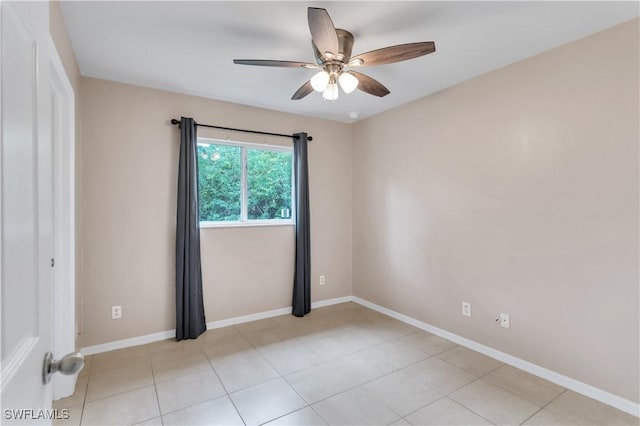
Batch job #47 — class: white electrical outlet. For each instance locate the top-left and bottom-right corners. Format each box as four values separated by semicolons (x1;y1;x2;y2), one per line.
319;275;326;286
111;305;122;320
499;313;510;329
462;301;471;317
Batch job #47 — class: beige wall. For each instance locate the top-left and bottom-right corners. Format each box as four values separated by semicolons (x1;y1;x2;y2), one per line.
352;19;639;403
80;78;353;347
49;1;84;349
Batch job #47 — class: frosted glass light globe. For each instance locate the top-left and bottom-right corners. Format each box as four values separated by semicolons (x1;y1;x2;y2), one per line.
339;72;359;94
322;82;339;101
310;71;330;92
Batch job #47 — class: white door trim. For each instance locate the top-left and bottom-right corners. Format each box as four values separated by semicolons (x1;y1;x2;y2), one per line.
48;36;76;400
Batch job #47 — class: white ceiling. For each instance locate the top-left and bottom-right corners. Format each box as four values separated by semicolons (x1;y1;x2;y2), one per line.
61;1;638;123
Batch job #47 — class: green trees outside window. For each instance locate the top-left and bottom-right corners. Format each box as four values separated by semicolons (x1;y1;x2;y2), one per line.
197;143;241;221
197;140;293;223
247;148;292;220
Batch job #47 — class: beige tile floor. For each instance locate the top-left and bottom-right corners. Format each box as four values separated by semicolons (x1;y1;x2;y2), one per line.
54;303;639;426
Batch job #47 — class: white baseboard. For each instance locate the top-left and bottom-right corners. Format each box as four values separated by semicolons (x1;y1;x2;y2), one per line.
352;296;640;418
81;329;175;355
81;295;352;356
205;296;354;330
311;295;353;308
205;306;291;330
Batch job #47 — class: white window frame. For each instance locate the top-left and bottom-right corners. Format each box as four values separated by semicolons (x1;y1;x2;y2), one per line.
197;137;295;228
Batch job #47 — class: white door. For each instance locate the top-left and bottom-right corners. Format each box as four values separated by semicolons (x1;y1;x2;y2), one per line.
1;0;54;421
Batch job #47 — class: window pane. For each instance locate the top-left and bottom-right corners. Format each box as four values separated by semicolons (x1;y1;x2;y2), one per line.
247;148;292;220
197;143;241;221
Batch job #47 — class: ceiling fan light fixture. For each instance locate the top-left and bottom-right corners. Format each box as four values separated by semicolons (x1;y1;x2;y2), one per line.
233;8;436;101
339;72;359;94
310;70;330;92
322;78;339;101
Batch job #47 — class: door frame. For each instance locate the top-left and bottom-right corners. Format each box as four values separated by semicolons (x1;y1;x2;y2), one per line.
48;36;77;400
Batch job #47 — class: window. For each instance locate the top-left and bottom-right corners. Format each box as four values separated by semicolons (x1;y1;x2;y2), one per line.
197;138;294;226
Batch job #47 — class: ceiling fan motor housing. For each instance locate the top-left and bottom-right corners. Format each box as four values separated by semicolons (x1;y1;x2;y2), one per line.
313;29;354;66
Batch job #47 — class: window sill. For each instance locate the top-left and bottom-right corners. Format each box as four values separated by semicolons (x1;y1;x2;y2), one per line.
200;221;294;229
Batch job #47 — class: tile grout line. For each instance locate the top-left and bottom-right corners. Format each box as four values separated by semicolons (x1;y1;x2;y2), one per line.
282;326;435;402
149;340;246;423
284;322;476;423
145;343;165;426
437;354;553;426
86;346;162;424
388;352;501;425
232;316;388;423
518;389;569;425
481;366;569;419
82;358;156;407
443;376;498;425
394;359;504;425
77;356;92;426
234;322;317;425
273;321;405;423
410;341;571;422
307;404;330;426
279;336;442;414
448;397;498;425
213;325;249;425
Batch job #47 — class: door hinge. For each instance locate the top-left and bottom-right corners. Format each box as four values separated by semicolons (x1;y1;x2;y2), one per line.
51;258;55;267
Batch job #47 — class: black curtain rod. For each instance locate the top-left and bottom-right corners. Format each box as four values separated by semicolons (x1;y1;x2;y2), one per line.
170;119;312;142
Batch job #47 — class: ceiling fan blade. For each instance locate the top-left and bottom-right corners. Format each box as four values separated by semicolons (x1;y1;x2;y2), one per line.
233;59;318;68
291;80;314;100
308;7;339;58
349;71;390;97
349;42;436;66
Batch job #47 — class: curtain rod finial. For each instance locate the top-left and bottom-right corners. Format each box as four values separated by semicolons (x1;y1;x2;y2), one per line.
171;119;181;125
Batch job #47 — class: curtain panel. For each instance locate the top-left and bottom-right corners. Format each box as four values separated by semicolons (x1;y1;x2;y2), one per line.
292;132;311;317
175;117;207;340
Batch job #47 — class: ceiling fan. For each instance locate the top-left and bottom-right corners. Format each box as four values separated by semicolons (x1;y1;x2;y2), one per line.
233;7;436;101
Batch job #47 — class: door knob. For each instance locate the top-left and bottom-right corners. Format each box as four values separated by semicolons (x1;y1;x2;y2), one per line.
42;351;84;384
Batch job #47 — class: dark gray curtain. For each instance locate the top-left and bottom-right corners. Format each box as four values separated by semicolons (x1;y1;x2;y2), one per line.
292;133;311;317
175;117;207;340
